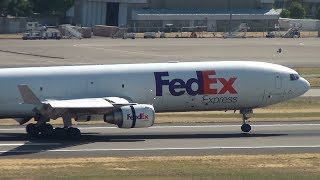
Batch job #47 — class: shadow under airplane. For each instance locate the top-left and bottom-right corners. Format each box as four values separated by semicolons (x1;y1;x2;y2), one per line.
0;131;288;157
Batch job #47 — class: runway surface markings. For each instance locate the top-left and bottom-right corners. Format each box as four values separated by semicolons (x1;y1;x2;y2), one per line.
0;123;320;131
73;44;169;58
1;145;320;153
73;44;184;59
0;143;61;146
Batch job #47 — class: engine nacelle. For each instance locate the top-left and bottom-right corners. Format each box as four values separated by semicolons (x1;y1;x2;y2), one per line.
104;104;155;128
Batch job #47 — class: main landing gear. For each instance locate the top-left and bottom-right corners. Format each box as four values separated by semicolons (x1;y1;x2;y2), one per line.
240;109;253;133
26;115;81;140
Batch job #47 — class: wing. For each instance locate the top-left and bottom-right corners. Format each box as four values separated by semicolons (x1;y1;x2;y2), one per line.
18;84;136;119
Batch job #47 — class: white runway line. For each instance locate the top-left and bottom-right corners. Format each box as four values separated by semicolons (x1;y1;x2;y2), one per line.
73;44;174;58
1;145;320;153
0;128;24;131
150;124;320;129
0;143;61;146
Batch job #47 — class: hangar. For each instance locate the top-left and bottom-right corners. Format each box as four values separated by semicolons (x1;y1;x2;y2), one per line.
72;0;279;31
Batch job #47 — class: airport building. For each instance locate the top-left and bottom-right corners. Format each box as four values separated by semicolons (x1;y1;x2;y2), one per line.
72;0;279;31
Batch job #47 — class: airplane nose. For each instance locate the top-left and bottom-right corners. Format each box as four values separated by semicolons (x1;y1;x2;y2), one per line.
300;77;310;95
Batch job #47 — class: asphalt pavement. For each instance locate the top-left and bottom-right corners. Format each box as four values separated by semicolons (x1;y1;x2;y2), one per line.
0;122;320;158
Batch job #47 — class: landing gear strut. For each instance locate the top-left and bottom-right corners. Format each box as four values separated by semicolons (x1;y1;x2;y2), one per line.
240;109;253;133
25;114;82;140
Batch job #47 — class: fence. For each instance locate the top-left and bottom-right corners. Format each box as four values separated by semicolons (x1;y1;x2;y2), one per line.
125;27;319;38
125;23;319;38
0;17;27;34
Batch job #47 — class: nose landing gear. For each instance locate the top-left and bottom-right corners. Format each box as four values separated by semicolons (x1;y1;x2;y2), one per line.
240;109;253;133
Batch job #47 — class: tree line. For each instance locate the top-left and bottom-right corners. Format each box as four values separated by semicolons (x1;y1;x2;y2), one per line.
280;0;320;19
0;0;74;17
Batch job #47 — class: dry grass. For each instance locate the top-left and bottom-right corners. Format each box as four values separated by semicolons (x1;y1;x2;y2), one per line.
306;77;320;87
295;67;320;75
0;154;318;170
0;154;320;179
0;34;21;39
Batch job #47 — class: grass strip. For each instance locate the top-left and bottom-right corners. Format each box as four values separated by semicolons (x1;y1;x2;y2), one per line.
0;154;320;180
295;68;320;75
306;77;320;87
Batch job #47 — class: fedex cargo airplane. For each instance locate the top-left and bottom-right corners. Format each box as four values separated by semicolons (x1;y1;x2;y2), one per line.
0;61;309;139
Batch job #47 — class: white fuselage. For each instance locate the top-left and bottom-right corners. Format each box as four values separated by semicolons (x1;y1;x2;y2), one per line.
0;61;309;118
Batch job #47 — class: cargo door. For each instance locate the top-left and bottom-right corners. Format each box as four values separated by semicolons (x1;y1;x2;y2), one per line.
262;73;284;105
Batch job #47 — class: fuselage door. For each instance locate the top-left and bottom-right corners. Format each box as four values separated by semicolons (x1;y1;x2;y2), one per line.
275;73;282;89
262;73;284;106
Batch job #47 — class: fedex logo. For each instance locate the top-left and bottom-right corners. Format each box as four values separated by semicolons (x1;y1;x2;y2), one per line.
127;113;149;120
154;70;237;96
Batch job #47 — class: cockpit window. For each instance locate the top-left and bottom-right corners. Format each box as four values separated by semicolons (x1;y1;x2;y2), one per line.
290;74;300;81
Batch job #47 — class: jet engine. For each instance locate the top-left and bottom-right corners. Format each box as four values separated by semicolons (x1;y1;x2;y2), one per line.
104;104;155;128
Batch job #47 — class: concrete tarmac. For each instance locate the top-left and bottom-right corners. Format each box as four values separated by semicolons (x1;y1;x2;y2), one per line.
0;122;320;158
0;38;320;68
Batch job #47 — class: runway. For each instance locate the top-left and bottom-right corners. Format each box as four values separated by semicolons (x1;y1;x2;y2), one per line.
0;122;320;158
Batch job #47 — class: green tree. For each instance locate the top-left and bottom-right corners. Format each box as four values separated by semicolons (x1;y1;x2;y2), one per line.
0;0;74;17
7;0;33;17
280;9;290;18
0;0;11;16
291;0;302;3
289;2;306;19
30;0;74;16
316;6;320;20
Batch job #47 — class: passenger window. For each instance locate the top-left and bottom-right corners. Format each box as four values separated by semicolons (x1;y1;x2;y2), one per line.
290;74;299;81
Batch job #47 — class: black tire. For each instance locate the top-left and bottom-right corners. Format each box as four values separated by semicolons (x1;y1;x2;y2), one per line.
54;127;67;139
241;124;251;133
40;124;54;137
26;123;39;137
67;127;81;140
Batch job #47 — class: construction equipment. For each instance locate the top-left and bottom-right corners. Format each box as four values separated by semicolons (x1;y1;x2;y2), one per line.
126;33;136;39
22;30;61;40
282;27;300;38
112;28;129;39
266;31;275;38
59;25;82;39
22;31;45;40
144;32;156;39
26;22;46;31
223;23;248;38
